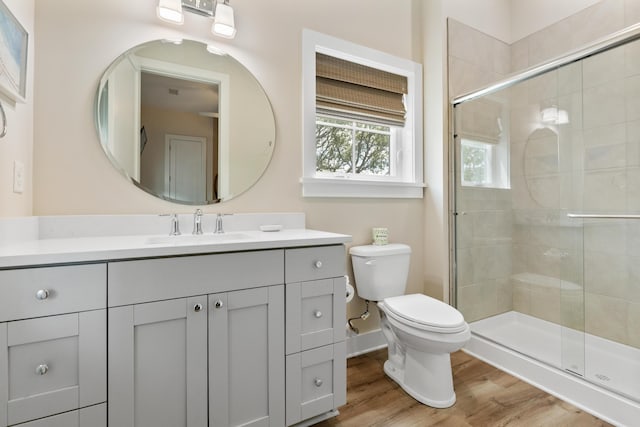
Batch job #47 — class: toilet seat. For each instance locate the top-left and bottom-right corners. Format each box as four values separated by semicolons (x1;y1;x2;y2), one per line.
383;294;467;334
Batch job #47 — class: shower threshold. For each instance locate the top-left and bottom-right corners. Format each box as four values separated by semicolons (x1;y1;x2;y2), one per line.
465;311;640;426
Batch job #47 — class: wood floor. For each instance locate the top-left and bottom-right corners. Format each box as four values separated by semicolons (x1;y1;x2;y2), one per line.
315;349;611;427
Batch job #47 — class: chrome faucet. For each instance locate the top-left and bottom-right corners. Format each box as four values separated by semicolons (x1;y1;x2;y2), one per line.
169;213;181;236
192;209;203;235
214;213;225;234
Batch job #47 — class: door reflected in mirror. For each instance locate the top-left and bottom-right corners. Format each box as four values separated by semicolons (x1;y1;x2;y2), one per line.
95;39;276;205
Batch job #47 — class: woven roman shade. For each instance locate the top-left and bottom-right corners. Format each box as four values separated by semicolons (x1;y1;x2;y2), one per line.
457;98;503;144
316;53;408;126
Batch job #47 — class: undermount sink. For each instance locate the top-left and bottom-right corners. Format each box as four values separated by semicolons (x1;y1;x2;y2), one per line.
145;233;251;246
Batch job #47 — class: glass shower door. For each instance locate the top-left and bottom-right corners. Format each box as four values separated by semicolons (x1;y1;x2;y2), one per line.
453;63;587;378
571;38;640;401
453;23;640;405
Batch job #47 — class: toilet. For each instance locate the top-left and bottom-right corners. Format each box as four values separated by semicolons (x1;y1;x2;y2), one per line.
350;243;470;408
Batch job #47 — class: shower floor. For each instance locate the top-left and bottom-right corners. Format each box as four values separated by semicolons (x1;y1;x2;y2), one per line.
471;311;640;403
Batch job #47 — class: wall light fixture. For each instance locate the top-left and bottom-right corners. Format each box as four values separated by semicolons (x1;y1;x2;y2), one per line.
157;0;237;39
212;1;236;39
541;106;569;125
157;0;184;24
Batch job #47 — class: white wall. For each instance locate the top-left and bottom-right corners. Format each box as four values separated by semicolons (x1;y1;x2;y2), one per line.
0;0;34;217
440;0;603;44
511;0;602;42
443;0;512;43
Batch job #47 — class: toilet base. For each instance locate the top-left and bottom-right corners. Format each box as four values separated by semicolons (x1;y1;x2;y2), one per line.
383;350;457;409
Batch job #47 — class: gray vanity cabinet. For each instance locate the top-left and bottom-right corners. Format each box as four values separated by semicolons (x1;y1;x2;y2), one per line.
0;264;107;427
107;251;286;427
105;244;347;427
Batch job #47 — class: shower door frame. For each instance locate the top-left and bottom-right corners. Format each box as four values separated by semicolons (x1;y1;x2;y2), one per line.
449;20;640;316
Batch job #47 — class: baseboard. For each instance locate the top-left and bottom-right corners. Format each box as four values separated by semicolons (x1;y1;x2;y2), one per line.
346;328;386;358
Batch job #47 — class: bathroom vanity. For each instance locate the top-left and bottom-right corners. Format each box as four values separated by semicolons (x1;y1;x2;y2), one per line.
0;214;350;427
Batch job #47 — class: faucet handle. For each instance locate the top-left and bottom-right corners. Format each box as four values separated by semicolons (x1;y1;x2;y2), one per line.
193;209;204;235
169;213;181;236
214;212;233;234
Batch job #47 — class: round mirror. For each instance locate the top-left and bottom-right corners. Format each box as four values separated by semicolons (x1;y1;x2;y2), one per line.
523;127;560;208
95;39;276;205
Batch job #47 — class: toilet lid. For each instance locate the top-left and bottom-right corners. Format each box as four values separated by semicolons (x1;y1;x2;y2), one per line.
349;243;411;257
383;294;466;331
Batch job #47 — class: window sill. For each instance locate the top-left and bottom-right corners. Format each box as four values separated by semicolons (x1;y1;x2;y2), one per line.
301;177;425;198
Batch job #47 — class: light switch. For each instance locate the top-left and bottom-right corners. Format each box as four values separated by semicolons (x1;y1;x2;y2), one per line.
13;160;24;193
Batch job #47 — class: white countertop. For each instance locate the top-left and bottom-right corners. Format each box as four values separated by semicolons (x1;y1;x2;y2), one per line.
0;229;352;268
0;214;352;268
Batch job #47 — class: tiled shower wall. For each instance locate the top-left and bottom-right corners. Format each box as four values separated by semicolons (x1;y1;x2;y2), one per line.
450;0;640;348
449;19;513;322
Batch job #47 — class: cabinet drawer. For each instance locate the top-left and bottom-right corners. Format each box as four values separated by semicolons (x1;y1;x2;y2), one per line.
108;250;284;307
285;246;345;283
286;278;346;355
0;311;106;426
0;264;106;322
285;342;346;426
12;403;106;427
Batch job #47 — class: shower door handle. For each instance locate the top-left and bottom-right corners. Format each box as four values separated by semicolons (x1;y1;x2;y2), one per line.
567;213;640;219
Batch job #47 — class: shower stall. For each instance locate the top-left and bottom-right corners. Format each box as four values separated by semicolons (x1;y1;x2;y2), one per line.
451;24;640;425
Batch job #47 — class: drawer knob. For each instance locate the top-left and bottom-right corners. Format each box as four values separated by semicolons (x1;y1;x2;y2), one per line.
194;303;203;312
35;289;50;300
314;260;323;269
214;300;224;309
36;364;49;375
314;310;323;318
314;378;323;387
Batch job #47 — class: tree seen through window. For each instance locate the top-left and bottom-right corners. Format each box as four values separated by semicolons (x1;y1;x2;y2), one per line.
316;117;391;176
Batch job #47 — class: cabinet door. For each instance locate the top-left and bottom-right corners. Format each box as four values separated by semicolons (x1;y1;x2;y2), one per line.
209;286;285;427
0;310;106;427
286;277;346;354
108;296;207;427
285;342;346;426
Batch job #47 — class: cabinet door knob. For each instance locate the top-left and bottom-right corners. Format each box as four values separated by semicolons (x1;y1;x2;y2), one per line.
214;300;224;309
314;310;323;318
313;378;323;387
36;364;49;375
194;303;203;312
314;260;323;269
35;289;50;300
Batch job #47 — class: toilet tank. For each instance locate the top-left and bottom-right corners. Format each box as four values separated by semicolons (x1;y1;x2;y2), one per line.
349;244;411;301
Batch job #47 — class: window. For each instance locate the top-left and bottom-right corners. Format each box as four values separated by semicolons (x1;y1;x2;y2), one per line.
302;29;424;198
461;139;493;186
456;97;509;189
316;116;395;178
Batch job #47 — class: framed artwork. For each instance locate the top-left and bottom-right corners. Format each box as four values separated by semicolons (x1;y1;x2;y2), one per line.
0;1;27;102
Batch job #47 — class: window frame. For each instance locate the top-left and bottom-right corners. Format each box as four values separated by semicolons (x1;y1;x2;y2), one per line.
301;29;424;198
